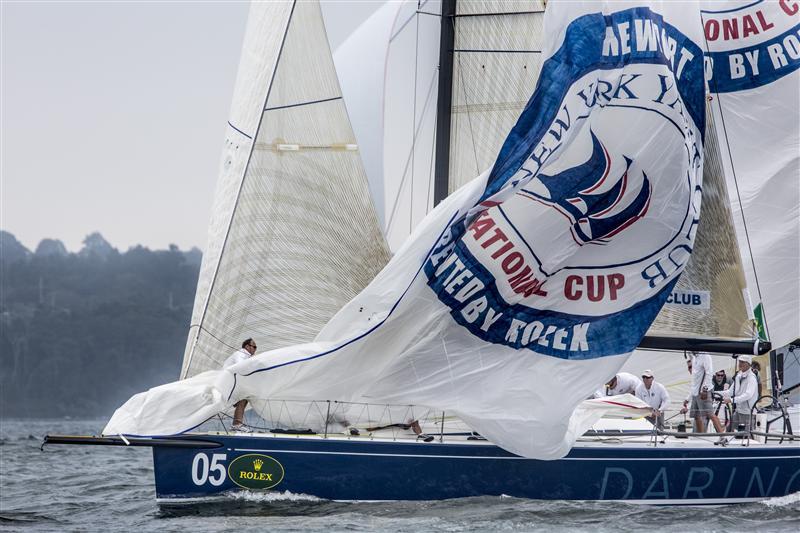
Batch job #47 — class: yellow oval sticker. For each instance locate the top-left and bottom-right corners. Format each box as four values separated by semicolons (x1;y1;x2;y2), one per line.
227;454;285;490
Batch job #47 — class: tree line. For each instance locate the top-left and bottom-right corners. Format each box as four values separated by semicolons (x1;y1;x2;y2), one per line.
1;230;201;418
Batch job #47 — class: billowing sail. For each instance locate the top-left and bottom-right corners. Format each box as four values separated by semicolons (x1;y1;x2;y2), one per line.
702;0;800;349
181;1;390;378
107;1;707;459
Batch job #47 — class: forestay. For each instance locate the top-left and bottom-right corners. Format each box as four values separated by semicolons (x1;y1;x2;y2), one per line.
181;1;390;378
701;0;800;349
107;1;707;459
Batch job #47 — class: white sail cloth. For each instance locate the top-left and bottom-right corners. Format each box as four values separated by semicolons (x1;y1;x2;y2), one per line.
106;1;706;458
701;0;800;349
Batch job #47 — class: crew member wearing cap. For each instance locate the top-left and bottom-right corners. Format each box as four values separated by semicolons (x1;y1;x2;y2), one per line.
634;370;670;428
722;355;759;434
592;372;642;398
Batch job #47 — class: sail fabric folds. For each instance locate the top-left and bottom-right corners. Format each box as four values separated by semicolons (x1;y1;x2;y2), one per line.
701;0;800;349
107;1;706;459
181;1;391;378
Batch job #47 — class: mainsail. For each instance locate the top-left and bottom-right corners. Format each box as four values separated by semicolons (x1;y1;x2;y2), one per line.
382;0;547;251
107;1;708;459
447;0;546;194
181;1;390;378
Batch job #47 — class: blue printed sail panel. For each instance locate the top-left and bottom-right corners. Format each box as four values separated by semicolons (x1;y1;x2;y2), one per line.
104;1;707;459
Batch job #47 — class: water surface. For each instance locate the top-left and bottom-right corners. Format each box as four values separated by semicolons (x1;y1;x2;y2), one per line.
2;419;798;532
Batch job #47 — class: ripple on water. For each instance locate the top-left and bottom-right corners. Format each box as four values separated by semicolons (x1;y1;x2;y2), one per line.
3;419;800;532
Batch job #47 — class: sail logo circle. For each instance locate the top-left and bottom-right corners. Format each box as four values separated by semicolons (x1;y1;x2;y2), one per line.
424;6;706;360
521;130;652;246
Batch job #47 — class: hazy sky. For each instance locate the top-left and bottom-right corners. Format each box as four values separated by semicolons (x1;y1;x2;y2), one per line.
2;1;380;253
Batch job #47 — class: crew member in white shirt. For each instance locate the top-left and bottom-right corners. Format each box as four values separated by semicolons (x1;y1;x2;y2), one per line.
593;372;642;398
634;369;670;428
223;338;257;431
680;351;721;433
722;354;759;433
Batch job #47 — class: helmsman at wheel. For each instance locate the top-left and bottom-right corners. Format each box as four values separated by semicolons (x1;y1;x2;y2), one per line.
722;355;759;433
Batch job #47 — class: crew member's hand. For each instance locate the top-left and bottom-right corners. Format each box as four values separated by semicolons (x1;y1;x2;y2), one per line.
723;397;732;405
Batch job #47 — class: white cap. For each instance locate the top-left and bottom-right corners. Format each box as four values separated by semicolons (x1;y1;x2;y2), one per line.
738;355;753;364
641;369;654;378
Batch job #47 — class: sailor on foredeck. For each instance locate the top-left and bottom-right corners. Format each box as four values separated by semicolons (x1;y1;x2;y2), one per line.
223;338;257;432
593;372;642;398
634;369;670;428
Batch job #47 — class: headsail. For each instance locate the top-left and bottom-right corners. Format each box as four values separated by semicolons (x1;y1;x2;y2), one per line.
181;1;391;378
106;1;707;459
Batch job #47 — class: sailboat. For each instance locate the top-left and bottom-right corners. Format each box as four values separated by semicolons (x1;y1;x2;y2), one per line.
45;0;800;504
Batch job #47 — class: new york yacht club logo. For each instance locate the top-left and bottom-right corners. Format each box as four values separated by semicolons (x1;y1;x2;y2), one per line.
424;6;705;360
521;130;652;246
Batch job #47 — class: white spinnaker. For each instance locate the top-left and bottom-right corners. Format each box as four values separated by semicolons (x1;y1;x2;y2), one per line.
181;1;390;378
701;0;800;349
382;0;752;344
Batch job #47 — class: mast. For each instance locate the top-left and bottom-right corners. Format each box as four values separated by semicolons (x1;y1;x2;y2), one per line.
433;0;456;206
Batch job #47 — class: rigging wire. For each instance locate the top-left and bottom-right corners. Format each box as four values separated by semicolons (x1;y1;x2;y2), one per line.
410;3;421;234
453;14;484;179
187;324;239;352
384;74;439;236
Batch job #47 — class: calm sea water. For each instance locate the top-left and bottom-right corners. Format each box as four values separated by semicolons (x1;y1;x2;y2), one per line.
1;419;798;532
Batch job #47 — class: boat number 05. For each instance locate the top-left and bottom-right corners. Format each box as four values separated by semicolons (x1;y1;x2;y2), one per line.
191;453;227;486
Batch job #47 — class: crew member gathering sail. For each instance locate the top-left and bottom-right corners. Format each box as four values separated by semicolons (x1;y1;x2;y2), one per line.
222;338;257;431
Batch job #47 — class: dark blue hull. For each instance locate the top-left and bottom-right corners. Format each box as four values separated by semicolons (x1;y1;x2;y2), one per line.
153;435;800;504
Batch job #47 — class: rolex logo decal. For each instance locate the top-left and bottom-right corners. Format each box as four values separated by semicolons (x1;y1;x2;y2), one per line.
228;454;284;490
